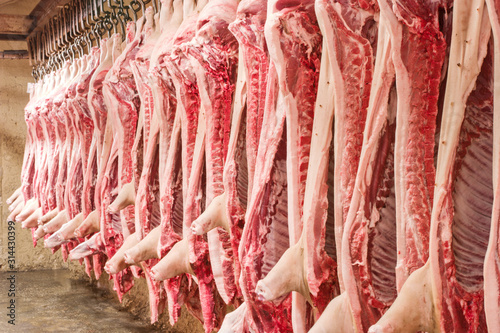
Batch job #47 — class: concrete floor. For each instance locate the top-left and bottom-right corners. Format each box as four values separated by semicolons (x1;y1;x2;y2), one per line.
0;270;161;333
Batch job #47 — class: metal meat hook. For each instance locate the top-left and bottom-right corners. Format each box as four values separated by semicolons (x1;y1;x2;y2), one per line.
129;0;141;21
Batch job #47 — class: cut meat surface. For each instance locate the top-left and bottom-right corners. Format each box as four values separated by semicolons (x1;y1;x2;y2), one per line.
152;2;229;332
237;0;325;330
370;1;493;331
193;4;270;326
311;5;396;331
484;0;500;332
13;1;500;332
255;3;377;330
380;0;447;291
185;0;239;307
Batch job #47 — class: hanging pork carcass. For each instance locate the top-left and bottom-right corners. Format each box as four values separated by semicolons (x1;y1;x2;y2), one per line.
7;0;500;332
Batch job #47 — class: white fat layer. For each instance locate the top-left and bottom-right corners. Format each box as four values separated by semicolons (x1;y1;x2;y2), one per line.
340;18;395;333
184;104;206;236
304;38;335;297
134;127;161;238
223;46;247;190
265;0;302;247
378;0;413;292
429;1;491;330
315;0;342;291
264;1;315;331
207;228;231;303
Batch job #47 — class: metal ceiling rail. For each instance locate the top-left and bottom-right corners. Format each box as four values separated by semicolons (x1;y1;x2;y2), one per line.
28;0;159;81
0;50;29;59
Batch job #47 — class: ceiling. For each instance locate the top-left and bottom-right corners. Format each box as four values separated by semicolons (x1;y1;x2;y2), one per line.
0;0;71;56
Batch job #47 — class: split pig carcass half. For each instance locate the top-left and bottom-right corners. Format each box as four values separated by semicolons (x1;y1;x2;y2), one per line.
8;0;500;332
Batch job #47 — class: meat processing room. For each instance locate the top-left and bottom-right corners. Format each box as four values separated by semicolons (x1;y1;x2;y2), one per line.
1;0;499;332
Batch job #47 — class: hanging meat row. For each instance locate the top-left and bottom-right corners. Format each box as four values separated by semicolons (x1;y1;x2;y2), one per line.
6;0;500;332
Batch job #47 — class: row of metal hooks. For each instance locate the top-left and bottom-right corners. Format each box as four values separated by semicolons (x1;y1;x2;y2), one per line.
29;0;160;81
